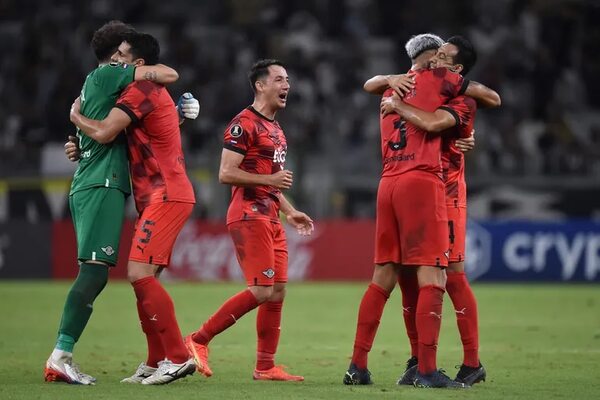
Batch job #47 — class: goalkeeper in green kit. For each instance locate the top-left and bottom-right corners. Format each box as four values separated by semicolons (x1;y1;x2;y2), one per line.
44;21;199;385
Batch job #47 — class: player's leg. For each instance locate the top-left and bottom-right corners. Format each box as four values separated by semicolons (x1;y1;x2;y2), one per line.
396;172;465;388
345;263;398;385
396;267;419;385
445;205;485;384
186;219;276;377
253;222;303;381
127;202;195;385
344;177;400;385
45;187;125;385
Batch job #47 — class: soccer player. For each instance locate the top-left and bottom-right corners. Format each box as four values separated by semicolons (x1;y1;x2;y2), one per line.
184;59;314;382
69;31;197;385
381;36;487;387
344;33;498;389
44;21;183;386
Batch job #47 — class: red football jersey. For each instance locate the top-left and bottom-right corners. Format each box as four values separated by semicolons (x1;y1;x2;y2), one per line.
380;67;468;179
223;106;287;225
440;95;477;206
115;81;195;213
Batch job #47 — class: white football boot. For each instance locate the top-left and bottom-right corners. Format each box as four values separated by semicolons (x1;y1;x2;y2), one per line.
141;358;195;385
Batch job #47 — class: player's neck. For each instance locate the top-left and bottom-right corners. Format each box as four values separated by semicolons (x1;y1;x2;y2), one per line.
251;101;277;120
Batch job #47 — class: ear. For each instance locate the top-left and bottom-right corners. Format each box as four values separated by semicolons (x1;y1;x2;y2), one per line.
134;58;146;67
450;64;463;74
255;79;264;92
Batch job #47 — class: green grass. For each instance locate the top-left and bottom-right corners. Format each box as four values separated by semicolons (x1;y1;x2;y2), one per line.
1;282;599;399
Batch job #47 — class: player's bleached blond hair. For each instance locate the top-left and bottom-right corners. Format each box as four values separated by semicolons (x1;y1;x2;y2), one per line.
405;33;444;60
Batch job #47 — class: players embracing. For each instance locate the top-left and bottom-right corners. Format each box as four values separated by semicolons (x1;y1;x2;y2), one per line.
344;33;500;388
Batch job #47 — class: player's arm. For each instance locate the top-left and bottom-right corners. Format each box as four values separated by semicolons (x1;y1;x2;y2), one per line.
134;64;179;84
363;74;414;96
70;98;131;144
276;193;314;236
219;148;293;189
464;81;501;108
381;94;456;133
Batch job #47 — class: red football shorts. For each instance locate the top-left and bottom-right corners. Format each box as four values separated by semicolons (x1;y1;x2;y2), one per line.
447;203;466;263
228;219;288;286
129;202;194;266
374;170;449;267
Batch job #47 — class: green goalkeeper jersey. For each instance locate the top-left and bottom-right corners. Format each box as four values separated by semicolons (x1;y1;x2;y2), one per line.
69;62;136;195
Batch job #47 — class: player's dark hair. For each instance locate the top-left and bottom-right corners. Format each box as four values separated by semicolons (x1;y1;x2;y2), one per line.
123;32;160;65
248;59;286;92
447;36;477;76
91;20;136;63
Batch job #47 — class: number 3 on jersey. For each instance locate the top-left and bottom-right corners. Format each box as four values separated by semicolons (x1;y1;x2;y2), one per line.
388;119;407;151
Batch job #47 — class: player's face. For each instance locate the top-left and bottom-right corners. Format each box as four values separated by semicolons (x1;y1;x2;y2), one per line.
429;43;461;72
111;41;143;66
258;65;290;110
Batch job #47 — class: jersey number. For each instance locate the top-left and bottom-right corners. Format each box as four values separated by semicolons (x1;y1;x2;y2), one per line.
388;120;407;151
139;220;155;244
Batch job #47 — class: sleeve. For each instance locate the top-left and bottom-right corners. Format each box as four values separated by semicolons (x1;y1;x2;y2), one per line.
223;117;255;155
437;68;469;98
438;96;477;138
98;62;136;91
115;82;156;122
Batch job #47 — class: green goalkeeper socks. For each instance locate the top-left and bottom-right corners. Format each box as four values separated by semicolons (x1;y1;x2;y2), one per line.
55;263;109;352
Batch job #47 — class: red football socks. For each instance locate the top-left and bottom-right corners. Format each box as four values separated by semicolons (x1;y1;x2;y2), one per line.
446;272;480;367
351;283;390;369
192;289;259;345
416;285;445;375
136;299;165;368
256;300;283;371
398;271;419;358
132;276;189;364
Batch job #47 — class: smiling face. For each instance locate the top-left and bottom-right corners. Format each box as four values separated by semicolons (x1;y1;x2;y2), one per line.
256;65;290;110
429;43;462;74
111;41;143;66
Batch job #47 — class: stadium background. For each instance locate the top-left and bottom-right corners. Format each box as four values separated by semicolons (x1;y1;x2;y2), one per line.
0;0;598;282
1;1;599;399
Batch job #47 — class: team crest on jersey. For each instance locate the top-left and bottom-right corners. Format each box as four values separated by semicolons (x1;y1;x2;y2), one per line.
262;268;275;279
230;124;243;138
101;246;115;256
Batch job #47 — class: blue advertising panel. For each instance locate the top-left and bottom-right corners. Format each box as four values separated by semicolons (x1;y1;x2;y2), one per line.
466;221;600;282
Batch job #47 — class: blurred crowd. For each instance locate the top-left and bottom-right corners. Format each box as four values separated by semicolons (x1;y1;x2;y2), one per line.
1;0;599;217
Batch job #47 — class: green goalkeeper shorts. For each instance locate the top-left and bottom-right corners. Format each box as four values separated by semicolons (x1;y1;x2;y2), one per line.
69;187;127;266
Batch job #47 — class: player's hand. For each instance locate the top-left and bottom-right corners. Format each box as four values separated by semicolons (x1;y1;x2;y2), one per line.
380;92;402;116
269;169;293;189
65;135;81;162
69;97;81;123
455;130;475;153
177;93;200;120
387;73;415;97
286;210;314;236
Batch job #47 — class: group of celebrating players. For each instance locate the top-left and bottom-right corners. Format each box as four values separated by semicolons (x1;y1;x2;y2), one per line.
43;20;500;389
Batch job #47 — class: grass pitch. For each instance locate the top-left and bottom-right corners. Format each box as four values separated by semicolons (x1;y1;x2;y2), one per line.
0;281;599;399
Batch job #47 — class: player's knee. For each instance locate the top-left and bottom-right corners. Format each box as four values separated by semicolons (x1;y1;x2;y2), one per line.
249;285;273;304
269;284;286;302
372;264;398;292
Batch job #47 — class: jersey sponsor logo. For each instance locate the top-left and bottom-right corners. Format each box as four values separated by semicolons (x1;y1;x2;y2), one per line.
273;148;286;164
382;153;415;164
262;268;275;279
101;246;115;256
230;124;243;138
